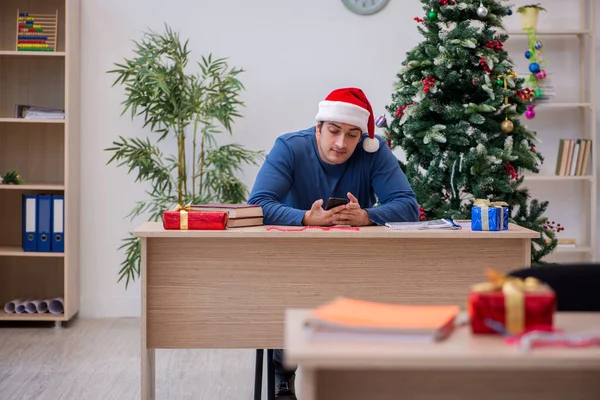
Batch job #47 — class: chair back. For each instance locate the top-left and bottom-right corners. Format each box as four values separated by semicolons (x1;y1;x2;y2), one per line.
508;263;600;312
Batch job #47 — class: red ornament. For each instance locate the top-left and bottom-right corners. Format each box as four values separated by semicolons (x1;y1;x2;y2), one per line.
422;75;435;94
531;147;536;152
419;206;426;221
385;130;391;148
504;161;518;180
395;104;411;117
479;57;492;73
414;16;424;23
543;220;565;233
485;39;504;50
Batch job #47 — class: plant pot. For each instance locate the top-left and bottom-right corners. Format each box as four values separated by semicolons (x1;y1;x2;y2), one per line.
520;8;539;29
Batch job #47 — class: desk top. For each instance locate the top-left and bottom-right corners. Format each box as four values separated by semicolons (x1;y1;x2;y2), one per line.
132;221;540;239
285;309;600;370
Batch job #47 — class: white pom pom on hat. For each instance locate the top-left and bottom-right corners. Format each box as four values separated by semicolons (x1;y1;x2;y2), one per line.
315;87;380;153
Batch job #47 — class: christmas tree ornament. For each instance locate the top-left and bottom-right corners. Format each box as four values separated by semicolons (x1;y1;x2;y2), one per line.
501;119;514;134
375;114;387;128
477;2;489;17
507;9;513;15
525;105;536;119
534;88;543;97
496;79;503;86
525;50;532;59
535;41;543;49
427;9;438;21
529;62;540;73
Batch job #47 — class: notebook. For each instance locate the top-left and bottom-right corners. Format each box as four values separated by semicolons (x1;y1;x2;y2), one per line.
304;297;460;342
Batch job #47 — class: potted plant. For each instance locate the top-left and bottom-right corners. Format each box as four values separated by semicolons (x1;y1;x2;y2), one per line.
106;24;263;287
517;3;547;30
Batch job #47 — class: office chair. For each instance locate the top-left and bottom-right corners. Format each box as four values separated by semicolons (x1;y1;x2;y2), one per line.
508;262;600;311
254;349;275;400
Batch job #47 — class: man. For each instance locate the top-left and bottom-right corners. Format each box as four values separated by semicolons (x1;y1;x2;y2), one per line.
247;87;419;398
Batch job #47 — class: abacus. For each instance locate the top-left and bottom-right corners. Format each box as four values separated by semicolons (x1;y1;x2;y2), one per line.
15;10;58;52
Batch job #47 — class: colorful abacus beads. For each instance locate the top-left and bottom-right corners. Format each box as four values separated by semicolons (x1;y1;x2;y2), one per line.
16;11;57;52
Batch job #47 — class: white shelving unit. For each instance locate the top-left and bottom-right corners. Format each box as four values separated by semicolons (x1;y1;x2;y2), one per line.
508;1;596;261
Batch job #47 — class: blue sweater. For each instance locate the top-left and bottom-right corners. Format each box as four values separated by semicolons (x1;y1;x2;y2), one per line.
247;127;420;226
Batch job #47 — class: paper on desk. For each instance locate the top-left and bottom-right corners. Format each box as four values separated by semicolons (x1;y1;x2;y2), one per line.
385;219;462;230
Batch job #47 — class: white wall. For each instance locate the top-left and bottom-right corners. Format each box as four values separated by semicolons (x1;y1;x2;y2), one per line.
80;0;599;317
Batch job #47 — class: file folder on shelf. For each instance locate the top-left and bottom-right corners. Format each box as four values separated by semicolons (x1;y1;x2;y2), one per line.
22;194;38;252
36;194;53;252
52;195;64;252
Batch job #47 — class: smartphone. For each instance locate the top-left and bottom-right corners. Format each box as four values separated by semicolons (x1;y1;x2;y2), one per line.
324;197;349;210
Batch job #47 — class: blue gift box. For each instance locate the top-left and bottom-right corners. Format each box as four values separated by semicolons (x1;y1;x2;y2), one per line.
471;200;509;231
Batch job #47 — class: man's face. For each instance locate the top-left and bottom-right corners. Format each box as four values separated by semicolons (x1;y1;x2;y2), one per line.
316;121;362;165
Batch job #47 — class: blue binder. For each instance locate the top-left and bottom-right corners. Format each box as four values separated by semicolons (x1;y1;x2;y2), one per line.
22;194;38;252
36;194;53;252
51;195;64;252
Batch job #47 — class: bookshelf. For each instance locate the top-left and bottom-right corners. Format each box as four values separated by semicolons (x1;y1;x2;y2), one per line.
511;0;596;262
0;0;80;324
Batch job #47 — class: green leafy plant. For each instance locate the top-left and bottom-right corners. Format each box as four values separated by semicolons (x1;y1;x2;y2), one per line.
0;169;24;184
106;24;263;287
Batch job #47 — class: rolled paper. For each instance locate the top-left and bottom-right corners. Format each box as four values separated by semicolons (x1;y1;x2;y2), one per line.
15;300;27;314
48;297;64;314
37;300;49;313
4;299;22;314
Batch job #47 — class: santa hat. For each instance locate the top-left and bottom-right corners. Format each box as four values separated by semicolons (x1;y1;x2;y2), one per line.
315;87;380;153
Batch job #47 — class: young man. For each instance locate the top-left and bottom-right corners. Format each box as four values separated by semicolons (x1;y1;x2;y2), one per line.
247;87;419;398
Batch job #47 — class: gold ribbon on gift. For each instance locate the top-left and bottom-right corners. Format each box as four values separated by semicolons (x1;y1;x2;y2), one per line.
471;269;548;334
173;203;192;230
473;199;509;230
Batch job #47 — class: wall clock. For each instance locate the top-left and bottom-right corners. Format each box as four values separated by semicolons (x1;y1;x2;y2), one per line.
342;0;389;15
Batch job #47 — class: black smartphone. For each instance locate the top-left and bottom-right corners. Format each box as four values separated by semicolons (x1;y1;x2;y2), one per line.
324;197;349;210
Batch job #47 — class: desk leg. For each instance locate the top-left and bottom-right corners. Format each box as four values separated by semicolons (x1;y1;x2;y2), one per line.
523;238;532;267
141;237;156;400
299;367;316;400
142;348;155;400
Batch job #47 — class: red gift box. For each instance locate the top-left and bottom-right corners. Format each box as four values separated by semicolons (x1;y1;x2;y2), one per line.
468;269;556;335
162;204;228;230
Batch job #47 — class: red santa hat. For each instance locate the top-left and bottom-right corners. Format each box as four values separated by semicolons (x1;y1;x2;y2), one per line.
315;87;380;153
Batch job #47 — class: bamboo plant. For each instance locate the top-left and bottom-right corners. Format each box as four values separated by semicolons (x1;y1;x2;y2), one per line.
106;25;263;287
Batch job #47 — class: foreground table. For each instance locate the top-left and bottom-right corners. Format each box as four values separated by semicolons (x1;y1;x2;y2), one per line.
285;309;600;400
132;221;539;399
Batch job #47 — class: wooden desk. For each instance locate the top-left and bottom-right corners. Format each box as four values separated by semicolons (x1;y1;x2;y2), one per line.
285;309;600;400
132;221;539;399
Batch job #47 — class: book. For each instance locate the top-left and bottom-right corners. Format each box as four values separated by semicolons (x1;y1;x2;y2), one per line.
14;104;65;119
304;297;460;342
385;218;461;230
189;204;263;219
226;216;263;228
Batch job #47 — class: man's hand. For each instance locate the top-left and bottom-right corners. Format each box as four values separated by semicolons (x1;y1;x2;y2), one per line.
302;199;348;226
331;192;373;226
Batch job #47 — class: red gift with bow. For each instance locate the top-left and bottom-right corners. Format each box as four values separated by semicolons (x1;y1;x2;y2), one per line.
162;203;228;230
468;269;556;335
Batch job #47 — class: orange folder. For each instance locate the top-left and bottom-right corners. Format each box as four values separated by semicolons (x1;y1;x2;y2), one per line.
305;297;460;337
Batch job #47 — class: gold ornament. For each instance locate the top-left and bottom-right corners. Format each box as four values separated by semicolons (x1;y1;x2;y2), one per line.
501;119;514;134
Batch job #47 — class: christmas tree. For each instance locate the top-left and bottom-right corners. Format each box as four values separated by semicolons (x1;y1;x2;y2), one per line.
384;0;558;263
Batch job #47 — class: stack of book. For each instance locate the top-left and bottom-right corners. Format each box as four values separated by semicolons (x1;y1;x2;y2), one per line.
14;104;65;120
190;204;263;228
304;297;460;343
555;139;592;176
